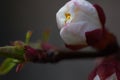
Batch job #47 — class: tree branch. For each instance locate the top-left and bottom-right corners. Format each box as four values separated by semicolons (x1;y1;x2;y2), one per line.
0;42;119;63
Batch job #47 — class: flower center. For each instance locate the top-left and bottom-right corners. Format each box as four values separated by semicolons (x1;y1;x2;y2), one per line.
65;12;71;23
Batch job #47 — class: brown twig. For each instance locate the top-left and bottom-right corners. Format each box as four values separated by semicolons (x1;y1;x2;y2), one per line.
0;42;119;63
37;47;119;63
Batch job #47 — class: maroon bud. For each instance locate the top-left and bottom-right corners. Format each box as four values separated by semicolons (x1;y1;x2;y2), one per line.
93;4;106;28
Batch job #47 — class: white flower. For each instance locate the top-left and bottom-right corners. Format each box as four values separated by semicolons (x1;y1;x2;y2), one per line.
56;0;103;47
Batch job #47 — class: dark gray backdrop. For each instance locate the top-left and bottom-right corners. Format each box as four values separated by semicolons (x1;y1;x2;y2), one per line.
1;0;120;80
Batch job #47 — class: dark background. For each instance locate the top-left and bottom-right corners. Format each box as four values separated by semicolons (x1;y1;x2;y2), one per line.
0;0;120;80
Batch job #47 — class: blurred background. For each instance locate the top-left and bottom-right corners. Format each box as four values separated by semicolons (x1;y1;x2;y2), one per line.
0;0;120;80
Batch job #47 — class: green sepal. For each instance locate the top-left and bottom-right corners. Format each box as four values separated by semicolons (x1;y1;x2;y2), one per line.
0;58;19;75
25;31;32;45
42;29;50;42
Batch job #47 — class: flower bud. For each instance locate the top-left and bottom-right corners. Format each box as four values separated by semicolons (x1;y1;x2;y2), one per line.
89;56;120;80
56;0;104;50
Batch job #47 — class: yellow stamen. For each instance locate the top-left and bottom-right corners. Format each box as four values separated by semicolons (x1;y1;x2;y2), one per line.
65;13;71;23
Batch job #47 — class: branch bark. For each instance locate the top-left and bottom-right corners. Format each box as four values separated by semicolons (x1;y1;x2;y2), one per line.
0;43;119;63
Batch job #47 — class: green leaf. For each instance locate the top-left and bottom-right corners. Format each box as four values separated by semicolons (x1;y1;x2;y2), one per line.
42;29;50;42
0;58;19;75
25;31;32;45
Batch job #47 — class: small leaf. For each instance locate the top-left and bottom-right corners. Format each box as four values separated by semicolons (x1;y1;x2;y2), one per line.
25;31;32;45
0;58;19;75
42;29;50;42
